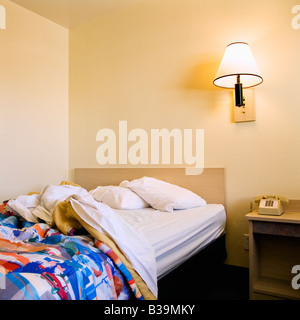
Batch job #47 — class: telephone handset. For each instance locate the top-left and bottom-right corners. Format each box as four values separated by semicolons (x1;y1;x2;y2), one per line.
255;195;288;216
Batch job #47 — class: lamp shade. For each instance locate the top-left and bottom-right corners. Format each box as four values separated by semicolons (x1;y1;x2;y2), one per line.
213;42;263;88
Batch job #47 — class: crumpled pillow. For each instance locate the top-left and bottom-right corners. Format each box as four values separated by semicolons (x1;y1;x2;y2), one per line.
90;186;149;210
120;176;206;212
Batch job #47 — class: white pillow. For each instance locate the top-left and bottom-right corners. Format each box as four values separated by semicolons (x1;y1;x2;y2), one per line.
90;186;149;210
119;177;206;212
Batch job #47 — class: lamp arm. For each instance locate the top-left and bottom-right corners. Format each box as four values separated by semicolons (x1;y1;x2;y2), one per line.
235;75;245;107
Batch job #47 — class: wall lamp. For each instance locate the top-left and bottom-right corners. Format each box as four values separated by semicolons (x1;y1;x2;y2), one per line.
213;42;263;122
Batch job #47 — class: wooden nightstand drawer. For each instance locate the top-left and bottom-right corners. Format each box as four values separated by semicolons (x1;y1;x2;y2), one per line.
252;220;300;237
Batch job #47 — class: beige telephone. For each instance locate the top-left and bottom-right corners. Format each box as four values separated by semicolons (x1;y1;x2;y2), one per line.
255;195;288;216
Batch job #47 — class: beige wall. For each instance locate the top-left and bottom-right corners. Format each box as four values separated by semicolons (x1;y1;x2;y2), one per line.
0;0;69;200
69;0;300;267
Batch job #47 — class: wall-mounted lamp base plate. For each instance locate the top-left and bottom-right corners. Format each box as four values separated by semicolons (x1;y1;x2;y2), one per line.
233;89;255;122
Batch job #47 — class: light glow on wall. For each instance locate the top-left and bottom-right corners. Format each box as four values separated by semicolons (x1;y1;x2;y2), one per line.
0;5;6;30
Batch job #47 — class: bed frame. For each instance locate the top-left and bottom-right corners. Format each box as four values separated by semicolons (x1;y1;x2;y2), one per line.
74;167;227;299
74;168;226;206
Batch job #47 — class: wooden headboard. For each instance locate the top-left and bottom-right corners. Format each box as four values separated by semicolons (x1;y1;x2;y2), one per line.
74;168;226;206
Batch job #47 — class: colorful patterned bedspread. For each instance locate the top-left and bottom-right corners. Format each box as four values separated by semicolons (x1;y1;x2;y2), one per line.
0;203;135;300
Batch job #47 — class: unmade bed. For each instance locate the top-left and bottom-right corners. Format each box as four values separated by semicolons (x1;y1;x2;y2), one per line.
0;168;226;300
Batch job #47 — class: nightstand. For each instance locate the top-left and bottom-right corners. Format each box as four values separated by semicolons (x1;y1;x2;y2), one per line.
246;200;300;300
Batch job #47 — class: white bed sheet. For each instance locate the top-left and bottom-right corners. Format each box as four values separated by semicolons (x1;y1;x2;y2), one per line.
113;204;226;279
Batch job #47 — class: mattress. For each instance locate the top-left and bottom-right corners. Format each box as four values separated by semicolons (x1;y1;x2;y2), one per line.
113;204;226;279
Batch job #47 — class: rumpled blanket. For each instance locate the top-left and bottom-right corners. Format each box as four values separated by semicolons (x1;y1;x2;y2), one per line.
6;183;157;299
0;210;134;300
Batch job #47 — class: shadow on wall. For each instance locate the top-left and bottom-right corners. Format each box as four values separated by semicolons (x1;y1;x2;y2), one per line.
182;58;233;117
